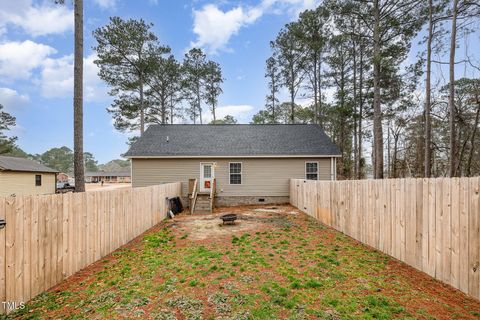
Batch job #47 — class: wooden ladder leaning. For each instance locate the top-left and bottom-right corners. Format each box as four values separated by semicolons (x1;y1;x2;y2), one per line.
209;178;216;213
189;178;199;214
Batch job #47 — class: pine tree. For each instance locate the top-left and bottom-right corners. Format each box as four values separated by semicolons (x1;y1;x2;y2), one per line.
93;17;158;135
264;56;281;123
203;61;224;123
183;48;208;124
0;104;17;155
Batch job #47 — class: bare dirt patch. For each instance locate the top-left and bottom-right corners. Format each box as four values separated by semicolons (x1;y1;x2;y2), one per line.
168;205;296;241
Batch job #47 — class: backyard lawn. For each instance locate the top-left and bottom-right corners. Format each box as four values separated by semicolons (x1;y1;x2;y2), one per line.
10;205;480;319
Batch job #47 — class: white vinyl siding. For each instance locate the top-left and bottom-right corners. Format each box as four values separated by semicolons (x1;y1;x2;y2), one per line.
131;157;334;197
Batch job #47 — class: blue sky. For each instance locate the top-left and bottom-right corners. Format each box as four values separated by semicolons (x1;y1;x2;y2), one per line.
1;1;479;164
0;0;321;163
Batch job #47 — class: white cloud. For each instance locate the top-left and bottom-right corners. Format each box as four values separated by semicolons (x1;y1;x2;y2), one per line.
40;53;108;102
93;0;117;9
191;4;263;54
271;0;321;16
203;104;255;123
40;55;75;99
0;0;73;37
0;40;57;80
0;87;29;111
0;39;106;102
191;0;321;54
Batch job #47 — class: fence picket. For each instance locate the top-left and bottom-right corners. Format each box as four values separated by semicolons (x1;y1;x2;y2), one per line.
22;196;31;302
450;178;460;289
0;182;181;315
14;196;24;305
289;178;480;301
469;177;480;299
0;197;6;310
5;197;16;313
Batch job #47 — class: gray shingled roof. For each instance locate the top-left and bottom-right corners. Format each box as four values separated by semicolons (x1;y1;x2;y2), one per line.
124;124;341;157
0;156;59;173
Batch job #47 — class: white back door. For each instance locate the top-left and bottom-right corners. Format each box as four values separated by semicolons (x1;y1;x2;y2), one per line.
200;163;214;193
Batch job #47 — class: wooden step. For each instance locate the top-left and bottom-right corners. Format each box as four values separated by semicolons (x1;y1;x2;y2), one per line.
193;210;211;215
190;184;215;214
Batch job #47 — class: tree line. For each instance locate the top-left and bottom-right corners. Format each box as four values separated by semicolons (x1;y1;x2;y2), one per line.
2;142;129;175
252;0;480;179
93;17;229;140
3;1;479;182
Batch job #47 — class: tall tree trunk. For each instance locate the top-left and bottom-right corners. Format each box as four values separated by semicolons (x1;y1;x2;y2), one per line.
449;0;459;177
357;43;364;179
73;0;85;192
318;57;323;128
466;102;480;176
393;137;400;179
170;96;174;124
291;64;295;123
212;101;216;123
290;89;295;124
313;53;318;125
199;105;202;124
387;123;391;177
161;97;166;124
339;55;347;177
373;0;384;179
197;83;202;125
193;101;197;124
139;76;145;134
425;0;433;178
272;83;276;123
352;40;358;179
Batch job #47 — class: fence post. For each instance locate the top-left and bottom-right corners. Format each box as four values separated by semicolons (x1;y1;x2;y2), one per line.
288;177;480;302
0;183;182;314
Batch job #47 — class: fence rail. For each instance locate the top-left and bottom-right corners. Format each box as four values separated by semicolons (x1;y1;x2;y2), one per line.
0;183;181;313
290;178;480;301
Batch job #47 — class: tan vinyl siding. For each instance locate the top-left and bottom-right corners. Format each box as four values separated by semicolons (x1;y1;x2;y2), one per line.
132;158;333;197
0;171;56;196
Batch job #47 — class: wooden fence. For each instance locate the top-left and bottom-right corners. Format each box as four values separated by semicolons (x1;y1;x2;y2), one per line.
0;183;181;313
290;178;480;300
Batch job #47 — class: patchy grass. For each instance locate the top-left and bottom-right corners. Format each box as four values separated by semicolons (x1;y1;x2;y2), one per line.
9;205;480;319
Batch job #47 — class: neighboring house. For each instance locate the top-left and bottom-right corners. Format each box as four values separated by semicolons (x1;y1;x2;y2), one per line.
57;172;69;183
125;124;341;206
0;156;58;196
85;171;131;183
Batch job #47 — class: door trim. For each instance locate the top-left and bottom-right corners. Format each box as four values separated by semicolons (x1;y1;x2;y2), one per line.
199;162;215;193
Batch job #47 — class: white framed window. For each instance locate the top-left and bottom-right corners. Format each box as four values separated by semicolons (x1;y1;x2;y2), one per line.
305;162;319;180
229;162;242;185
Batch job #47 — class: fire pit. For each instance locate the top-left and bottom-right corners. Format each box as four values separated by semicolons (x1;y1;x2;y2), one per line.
220;213;238;225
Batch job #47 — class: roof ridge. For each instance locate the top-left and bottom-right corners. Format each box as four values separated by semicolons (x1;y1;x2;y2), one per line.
125;124;341;157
